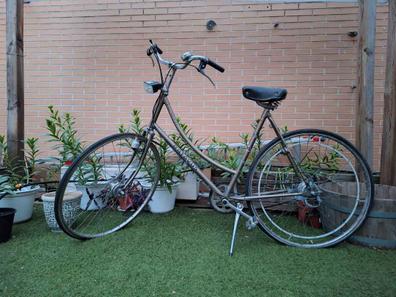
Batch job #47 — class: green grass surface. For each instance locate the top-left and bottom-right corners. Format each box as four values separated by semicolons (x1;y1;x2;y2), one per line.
1;205;395;297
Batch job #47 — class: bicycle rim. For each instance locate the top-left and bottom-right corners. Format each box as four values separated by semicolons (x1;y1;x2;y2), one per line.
246;129;373;248
55;133;160;239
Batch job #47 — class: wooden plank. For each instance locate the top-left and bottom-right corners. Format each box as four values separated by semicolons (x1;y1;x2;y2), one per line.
380;1;396;186
6;0;24;168
356;0;376;170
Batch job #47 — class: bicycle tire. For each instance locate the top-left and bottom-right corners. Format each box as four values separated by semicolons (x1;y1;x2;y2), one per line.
55;133;160;240
246;129;373;248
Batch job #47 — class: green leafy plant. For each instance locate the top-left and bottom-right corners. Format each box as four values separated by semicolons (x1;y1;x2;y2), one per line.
46;105;84;164
281;125;289;134
0;175;14;196
206;137;230;163
155;138;182;192
272;141;342;189
207;120;288;180
73;154;104;185
300;143;342;173
170;117;208;174
207;137;247;183
119;109;144;135
25;137;39;182
0;135;41;194
46;105;102;184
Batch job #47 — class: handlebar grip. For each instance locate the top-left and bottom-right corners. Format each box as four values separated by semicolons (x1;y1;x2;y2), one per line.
156;45;163;55
207;59;225;73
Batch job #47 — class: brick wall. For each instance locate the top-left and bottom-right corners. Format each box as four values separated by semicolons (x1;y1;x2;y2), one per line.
0;1;388;170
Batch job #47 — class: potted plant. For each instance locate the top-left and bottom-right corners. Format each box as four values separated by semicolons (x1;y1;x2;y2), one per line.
170;117;207;201
46;105;84;177
46;105;104;210
0;136;42;223
120;109;182;213
146;138;182;213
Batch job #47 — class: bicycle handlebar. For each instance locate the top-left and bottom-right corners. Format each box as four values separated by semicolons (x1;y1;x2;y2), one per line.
147;41;225;73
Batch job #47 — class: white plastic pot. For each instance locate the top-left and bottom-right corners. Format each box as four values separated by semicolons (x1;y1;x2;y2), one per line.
148;185;178;214
176;172;199;201
0;186;41;223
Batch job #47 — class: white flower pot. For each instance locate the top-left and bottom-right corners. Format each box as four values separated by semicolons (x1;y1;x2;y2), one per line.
148;185;178;214
41;191;82;232
176;172;199;201
0;186;41;223
77;183;107;211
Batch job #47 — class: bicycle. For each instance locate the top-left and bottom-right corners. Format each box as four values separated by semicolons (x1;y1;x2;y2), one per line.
55;40;373;255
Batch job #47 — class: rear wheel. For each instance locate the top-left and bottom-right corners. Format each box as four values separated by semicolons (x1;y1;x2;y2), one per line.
246;129;373;248
55;133;160;239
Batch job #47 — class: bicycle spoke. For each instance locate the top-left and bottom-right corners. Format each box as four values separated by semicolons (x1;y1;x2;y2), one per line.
55;133;160;239
247;129;373;248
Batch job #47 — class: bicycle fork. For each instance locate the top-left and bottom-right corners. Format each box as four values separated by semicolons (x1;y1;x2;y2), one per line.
222;199;258;256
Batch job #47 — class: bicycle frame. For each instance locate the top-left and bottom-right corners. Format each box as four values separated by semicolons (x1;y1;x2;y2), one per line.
139;66;305;201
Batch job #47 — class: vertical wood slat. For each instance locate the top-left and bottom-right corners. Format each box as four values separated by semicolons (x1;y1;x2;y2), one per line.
356;0;376;170
380;1;396;186
6;0;24;167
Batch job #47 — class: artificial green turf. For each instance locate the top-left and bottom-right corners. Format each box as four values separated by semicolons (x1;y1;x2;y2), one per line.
1;205;395;297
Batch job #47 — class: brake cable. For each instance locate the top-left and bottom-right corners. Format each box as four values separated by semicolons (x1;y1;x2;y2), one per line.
148;54;155;67
147;43;164;84
189;63;216;87
153;52;164;84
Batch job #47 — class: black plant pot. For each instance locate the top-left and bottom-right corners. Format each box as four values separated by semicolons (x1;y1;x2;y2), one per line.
0;208;16;243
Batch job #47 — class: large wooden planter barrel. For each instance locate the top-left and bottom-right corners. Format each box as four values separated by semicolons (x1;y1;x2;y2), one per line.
321;182;396;249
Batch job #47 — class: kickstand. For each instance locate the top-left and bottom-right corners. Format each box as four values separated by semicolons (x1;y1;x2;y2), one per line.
229;203;244;256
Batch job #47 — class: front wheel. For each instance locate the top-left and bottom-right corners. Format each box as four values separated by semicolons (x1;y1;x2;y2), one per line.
246;129;373;248
55;133;160;240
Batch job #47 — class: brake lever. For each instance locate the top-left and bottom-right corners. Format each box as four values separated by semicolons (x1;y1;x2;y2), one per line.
192;62;216;87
